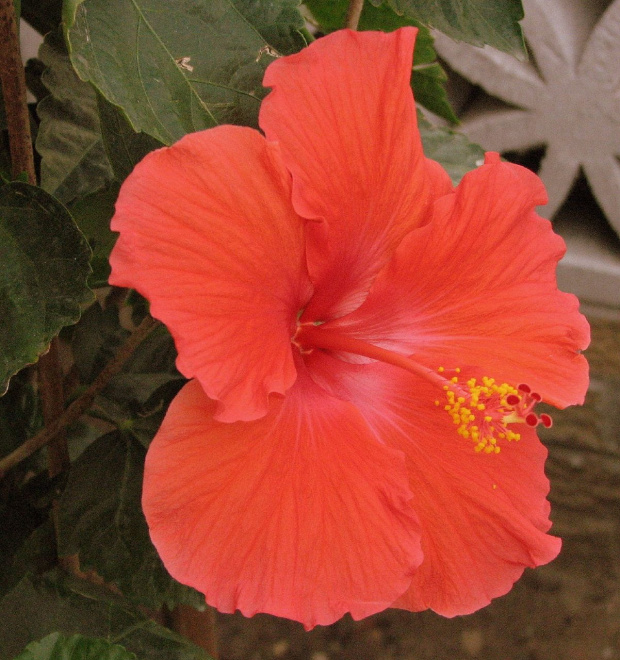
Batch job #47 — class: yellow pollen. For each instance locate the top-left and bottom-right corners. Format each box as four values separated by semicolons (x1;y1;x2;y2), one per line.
442;371;525;454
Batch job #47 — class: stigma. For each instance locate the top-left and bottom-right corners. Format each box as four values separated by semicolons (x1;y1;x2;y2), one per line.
438;371;552;454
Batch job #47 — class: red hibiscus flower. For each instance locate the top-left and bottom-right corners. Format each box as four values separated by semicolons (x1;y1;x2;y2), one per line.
109;28;590;629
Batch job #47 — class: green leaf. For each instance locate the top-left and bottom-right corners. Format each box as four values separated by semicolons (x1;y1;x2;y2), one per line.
418;114;484;185
303;0;457;123
304;0;435;55
68;302;183;448
97;96;163;183
0;571;212;660
67;183;120;288
0;182;93;396
36;29;113;205
64;0;308;145
70;304;130;384
0;520;56;600
56;431;203;610
0;371;40;459
13;632;136;660
412;63;458;123
71;303;178;386
0;378;51;597
384;0;526;59
20;0;63;35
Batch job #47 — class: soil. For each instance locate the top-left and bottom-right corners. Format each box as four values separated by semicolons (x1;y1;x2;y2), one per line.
216;558;619;660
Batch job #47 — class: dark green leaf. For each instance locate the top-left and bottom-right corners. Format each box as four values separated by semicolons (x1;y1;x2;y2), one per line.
68;183;120;288
71;304;177;386
0;371;40;458
303;0;457;122
304;0;434;57
36;29;113;204
24;59;49;105
63;0;307;144
57;431;202;610
97;96;163;183
0;488;53;600
68;302;183;448
0;520;56;600
20;0;63;35
13;632;136;660
0;571;212;660
385;0;526;59
0;376;50;597
412;63;458;123
0;182;93;396
70;304;129;384
418;114;484;185
125;379;186;449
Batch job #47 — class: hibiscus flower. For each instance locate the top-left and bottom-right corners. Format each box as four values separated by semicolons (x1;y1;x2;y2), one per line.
109;27;590;629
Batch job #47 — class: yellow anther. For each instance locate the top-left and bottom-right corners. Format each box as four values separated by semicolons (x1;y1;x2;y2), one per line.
441;368;524;456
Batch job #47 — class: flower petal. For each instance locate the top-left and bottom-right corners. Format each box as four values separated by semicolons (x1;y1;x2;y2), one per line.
260;28;449;319
307;353;561;616
109;126;312;422
327;153;589;407
393;420;561;616
143;374;423;629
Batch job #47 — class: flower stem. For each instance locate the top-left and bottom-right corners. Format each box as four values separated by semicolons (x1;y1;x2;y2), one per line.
345;0;364;30
0;316;160;479
0;0;36;184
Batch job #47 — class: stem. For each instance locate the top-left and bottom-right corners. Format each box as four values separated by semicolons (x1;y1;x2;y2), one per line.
171;606;218;659
0;316;159;479
345;0;364;30
38;338;70;478
0;0;36;184
38;337;71;553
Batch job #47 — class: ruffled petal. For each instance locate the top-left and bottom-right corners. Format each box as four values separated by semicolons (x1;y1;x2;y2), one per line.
393;421;561;615
143;374;423;629
307;353;561;616
261;28;449;320
327;153;589;407
109;126;312;422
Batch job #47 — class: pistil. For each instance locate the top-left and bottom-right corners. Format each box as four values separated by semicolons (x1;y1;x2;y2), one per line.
294;323;451;391
294;322;551;454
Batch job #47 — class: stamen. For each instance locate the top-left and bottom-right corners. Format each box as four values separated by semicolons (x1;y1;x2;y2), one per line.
443;375;552;453
293;323;551;454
